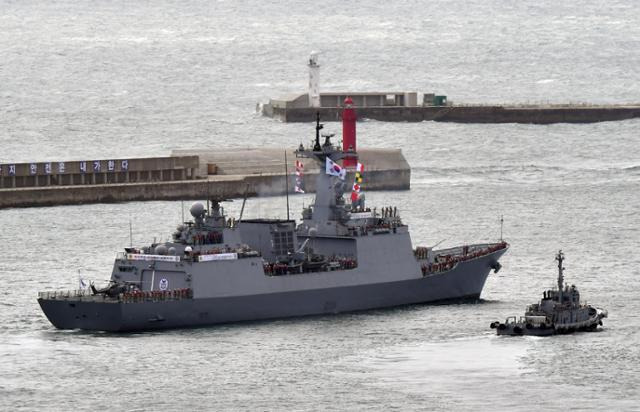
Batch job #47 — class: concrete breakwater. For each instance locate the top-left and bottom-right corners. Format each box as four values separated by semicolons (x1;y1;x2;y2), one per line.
0;156;199;189
0;148;409;209
261;92;640;123
264;103;640;124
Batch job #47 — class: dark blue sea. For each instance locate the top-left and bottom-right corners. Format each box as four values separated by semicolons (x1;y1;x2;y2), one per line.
1;1;639;410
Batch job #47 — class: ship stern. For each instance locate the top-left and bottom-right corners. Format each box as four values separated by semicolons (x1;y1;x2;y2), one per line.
38;295;124;332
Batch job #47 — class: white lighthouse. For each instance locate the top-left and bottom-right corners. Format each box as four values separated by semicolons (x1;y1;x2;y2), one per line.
308;51;320;108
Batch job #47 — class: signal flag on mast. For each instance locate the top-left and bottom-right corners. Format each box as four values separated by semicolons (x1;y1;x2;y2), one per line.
351;162;364;202
295;160;305;193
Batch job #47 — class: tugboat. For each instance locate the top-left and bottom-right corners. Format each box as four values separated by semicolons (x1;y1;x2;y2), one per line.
491;250;607;336
37;116;508;332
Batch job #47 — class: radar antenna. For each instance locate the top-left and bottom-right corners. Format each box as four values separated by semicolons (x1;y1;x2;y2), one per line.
322;133;335;148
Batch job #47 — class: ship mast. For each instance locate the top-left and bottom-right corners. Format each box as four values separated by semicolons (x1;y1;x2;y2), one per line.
556;250;565;303
295;113;357;236
313;112;322;151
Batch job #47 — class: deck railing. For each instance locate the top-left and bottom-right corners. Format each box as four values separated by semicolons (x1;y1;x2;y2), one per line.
38;288;193;303
38;289;92;300
420;241;508;275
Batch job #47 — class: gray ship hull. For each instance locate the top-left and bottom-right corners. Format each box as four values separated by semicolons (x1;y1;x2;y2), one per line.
38;248;505;332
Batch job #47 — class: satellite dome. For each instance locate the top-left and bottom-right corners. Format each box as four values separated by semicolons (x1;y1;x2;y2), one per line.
308;227;317;238
155;245;168;255
185;246;193;253
168;247;176;255
190;202;206;218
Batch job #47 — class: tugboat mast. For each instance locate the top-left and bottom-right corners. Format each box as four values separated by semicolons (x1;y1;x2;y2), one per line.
556;250;565;303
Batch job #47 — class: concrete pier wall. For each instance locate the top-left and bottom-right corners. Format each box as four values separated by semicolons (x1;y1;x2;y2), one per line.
0;156;199;189
0;148;410;209
264;104;640;124
0;169;409;209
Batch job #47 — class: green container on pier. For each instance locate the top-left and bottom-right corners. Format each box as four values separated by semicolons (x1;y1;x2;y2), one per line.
433;95;448;106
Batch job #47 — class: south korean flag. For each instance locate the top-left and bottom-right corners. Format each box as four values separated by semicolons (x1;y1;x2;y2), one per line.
325;157;346;180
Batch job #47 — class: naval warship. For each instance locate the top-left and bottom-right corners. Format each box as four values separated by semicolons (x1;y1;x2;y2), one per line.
490;250;607;336
38;118;508;332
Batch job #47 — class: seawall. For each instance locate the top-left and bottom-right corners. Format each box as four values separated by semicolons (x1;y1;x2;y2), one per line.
0;148;410;209
264;104;640;124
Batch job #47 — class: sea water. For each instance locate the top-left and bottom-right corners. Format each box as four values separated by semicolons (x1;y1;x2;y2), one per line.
1;1;639;410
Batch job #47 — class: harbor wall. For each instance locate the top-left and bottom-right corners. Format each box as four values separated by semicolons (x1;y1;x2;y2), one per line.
0;149;410;209
0;170;409;209
0;156;199;189
265;105;640;124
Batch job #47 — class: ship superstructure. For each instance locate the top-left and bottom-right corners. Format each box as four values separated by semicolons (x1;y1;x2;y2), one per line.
38;118;508;332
